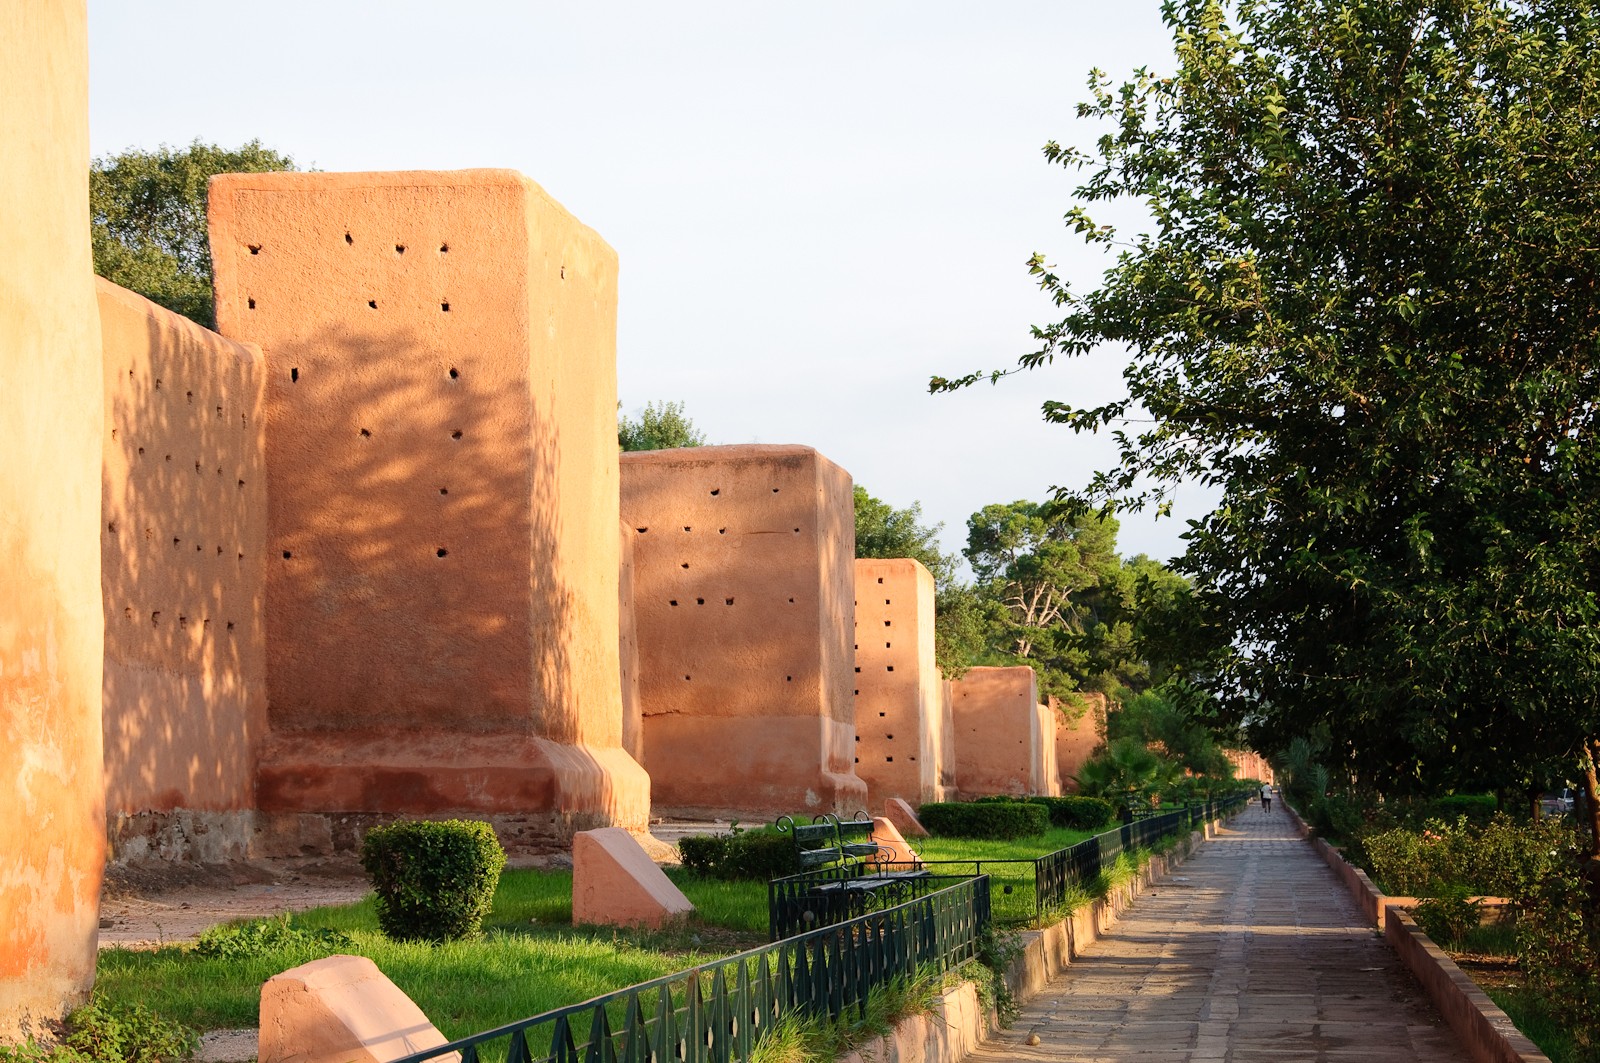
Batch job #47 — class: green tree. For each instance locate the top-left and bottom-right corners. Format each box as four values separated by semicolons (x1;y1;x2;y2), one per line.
91;140;296;327
617;400;706;451
936;0;1600;850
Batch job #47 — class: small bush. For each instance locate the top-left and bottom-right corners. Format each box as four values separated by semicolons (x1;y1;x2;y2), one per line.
0;999;200;1063
193;916;353;958
1515;853;1600;1048
917;801;1049;839
678;826;800;881
360;819;506;942
1025;796;1115;831
1412;883;1482;946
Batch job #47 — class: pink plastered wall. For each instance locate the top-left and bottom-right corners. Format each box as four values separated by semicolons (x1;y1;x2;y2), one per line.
620;444;866;818
98;280;267;847
852;558;946;807
1053;692;1106;793
948;666;1048;798
0;0;105;1035
207;170;647;838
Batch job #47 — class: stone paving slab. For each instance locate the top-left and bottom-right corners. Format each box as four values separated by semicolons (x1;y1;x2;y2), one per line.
967;805;1468;1062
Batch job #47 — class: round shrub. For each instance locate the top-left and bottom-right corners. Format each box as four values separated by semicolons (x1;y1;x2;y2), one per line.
360;819;506;942
916;801;1050;839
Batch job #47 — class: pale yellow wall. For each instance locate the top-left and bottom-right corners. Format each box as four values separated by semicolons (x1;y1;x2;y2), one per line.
99;280;267;822
0;0;105;1036
208;170;647;833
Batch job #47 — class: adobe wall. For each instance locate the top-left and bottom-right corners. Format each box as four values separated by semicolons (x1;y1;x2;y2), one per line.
208;170;649;850
98;280;268;865
1224;748;1274;783
620;444;866;818
619;521;643;764
853;559;945;808
1032;701;1061;797
948;667;1044;798
0;0;106;1036
1053;692;1107;793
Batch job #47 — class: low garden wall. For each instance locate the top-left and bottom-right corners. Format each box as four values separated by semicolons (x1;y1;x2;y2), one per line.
1285;803;1550;1063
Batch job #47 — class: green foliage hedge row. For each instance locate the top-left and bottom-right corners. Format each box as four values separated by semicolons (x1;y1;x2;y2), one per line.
677;827;800;880
360;819;506;942
917;801;1050;839
1025;796;1116;830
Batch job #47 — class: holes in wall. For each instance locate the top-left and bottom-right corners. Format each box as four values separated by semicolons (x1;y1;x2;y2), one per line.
793;528;800;534
718;528;726;535
154;378;162;390
695;598;705;605
878;712;886;718
107;521;117;534
886;734;894;740
448;367;459;380
282;550;293;559
451;430;463;440
248;244;261;255
885;642;891;649
226;622;235;632
150;611;160;626
137;447;144;456
291;367;299;383
343;232;354;246
772;488;780;493
439;487;449;495
680;562;689;569
682;526;691;532
886;757;894;763
669;600;679;607
178;615;188;629
368;300;378;309
238;479;246;489
877;577;884;584
359;428;372;438
637;527;648;533
854;667;861;673
709;488;720;496
123;607;132;621
725;598;735;606
886;666;895;672
436;548;449;558
395;244;406;254
884;621;891;627
439;242;449;253
684;675;692;681
164;454;172;462
785;675;792;682
441;302;451;312
885;599;891;605
172;537;181;547
788;597;795;604
217;546;224;556
560;265;566;280
195;461;203;473
186;390;193;404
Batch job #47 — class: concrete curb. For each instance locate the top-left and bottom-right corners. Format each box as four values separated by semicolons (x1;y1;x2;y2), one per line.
1285;804;1551;1063
840;810;1234;1063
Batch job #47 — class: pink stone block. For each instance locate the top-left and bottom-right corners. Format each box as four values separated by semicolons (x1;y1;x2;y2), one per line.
259;955;457;1063
573;828;694;929
884;797;929;838
869;817;919;866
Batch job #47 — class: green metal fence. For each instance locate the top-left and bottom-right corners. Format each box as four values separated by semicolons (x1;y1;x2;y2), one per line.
770;796;1247;933
389;875;992;1063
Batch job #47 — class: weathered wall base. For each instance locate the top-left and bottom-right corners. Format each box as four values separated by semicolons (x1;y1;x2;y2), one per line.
107;810;256;867
838;982;990;1063
642;715;866;820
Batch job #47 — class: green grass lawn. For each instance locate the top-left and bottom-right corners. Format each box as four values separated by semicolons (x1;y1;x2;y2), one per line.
93;825;1109;1039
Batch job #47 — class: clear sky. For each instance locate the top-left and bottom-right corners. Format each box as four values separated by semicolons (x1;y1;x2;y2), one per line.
87;2;1210;570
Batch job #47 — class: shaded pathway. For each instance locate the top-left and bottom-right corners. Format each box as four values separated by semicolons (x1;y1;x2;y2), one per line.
968;805;1465;1062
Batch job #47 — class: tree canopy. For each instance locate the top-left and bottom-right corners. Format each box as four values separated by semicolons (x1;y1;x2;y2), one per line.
91;140;296;327
618;400;707;451
937;0;1600;828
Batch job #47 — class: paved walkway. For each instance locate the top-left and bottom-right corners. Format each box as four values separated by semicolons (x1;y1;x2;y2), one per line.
967;805;1467;1062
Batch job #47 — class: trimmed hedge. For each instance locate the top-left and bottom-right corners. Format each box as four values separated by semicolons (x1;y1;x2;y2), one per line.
360;819;506;942
677;827;801;881
916;801;1050;839
1026;795;1116;831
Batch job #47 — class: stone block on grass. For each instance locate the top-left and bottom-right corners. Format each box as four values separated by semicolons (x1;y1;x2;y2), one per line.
573;827;694;929
259;954;457;1063
884;797;929;838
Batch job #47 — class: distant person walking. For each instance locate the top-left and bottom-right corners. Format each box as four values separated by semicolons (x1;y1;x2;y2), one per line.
1260;784;1273;813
